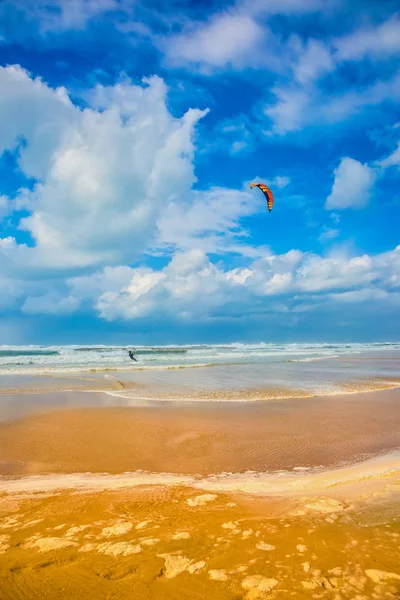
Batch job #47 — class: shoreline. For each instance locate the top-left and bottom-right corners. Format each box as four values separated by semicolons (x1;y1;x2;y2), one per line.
0;375;399;401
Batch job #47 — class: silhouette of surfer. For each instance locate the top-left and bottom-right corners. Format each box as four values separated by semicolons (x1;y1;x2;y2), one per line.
128;350;138;362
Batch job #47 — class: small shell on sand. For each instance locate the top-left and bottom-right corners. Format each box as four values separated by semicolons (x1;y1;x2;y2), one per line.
296;544;308;553
365;569;400;583
186;494;217;507
172;532;191;540
209;569;229;581
256;541;275;551
302;562;311;573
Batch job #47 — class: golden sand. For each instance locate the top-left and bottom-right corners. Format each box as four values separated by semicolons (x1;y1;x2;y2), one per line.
0;388;399;599
0;388;399;476
1;471;400;600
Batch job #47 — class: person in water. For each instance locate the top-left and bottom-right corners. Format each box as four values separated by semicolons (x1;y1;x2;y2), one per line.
128;350;138;362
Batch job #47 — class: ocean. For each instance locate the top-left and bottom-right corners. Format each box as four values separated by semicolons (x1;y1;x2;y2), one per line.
0;342;399;401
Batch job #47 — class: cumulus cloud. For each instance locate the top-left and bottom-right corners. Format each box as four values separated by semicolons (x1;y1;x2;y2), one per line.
54;245;400;322
155;187;261;255
0;66;208;269
326;157;376;210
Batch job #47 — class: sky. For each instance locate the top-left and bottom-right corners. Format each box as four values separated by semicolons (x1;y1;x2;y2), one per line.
0;0;399;344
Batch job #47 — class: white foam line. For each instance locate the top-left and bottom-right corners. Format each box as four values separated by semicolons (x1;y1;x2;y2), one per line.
102;382;400;403
1;451;399;496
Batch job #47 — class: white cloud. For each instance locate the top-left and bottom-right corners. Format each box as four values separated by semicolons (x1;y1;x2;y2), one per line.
326;157;376;210
265;176;290;189
0;0;120;34
265;71;400;135
0;66;208;269
264;86;310;135
291;38;335;84
318;227;339;242
59;245;400;322
41;0;119;31
155;187;261;256
242;0;330;16
162;13;265;71
377;141;400;170
161;0;333;74
335;15;400;62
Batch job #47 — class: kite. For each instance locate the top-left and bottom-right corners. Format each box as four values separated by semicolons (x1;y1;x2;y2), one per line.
250;183;274;213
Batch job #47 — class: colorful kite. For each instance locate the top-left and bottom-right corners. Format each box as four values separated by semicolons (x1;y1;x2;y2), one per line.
250;183;274;213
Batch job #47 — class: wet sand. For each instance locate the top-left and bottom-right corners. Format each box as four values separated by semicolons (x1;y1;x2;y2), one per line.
0;388;399;476
0;388;399;599
1;460;400;600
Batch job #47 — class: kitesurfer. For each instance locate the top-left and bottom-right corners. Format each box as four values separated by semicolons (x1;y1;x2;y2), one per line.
128;350;138;362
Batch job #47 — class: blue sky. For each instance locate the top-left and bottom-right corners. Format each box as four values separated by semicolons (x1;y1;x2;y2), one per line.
0;0;399;343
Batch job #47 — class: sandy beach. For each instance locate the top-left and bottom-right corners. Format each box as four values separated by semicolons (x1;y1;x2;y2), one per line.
2;0;400;592
0;385;400;599
0;388;399;476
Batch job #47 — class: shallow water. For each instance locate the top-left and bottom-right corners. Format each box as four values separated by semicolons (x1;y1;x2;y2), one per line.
1;389;399;475
0;343;399;400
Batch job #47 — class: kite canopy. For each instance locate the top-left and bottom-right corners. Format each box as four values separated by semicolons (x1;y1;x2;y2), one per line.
250;183;274;212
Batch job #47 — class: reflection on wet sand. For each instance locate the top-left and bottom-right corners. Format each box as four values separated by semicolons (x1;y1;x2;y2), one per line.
0;388;399;476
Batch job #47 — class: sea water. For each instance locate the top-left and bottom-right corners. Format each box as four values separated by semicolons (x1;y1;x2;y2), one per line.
0;342;399;400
